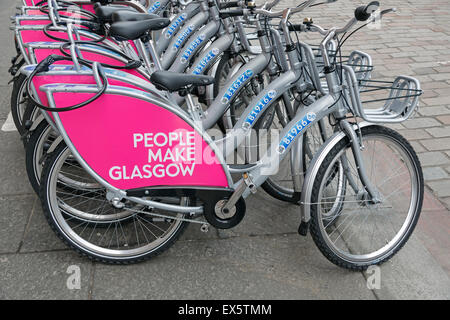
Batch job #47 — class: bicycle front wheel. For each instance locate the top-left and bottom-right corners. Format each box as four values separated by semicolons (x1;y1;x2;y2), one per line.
309;125;423;270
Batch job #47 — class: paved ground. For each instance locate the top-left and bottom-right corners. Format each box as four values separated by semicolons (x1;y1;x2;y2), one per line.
0;0;449;299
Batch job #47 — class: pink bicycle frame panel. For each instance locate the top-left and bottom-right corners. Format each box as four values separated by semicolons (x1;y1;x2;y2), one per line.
41;84;232;190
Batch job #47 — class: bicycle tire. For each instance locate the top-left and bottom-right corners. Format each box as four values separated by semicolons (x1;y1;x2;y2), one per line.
309;125;424;270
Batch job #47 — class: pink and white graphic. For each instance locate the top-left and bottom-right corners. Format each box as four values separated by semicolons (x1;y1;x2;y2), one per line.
49;91;229;190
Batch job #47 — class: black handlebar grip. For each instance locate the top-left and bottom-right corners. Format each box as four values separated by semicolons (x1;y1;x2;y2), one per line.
288;24;303;32
219;1;240;9
80;21;102;32
219;9;244;18
34;54;66;73
124;60;142;69
354;1;379;21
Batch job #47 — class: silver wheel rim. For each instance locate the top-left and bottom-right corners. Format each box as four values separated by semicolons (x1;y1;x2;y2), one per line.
46;147;185;259
16;79;28;126
316;133;419;263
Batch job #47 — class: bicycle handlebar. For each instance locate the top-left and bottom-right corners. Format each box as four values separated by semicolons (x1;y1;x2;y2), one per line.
326;1;380;34
266;0;281;10
254;0;317;18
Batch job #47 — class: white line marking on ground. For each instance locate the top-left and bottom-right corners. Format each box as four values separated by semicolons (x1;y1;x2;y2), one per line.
1;112;17;132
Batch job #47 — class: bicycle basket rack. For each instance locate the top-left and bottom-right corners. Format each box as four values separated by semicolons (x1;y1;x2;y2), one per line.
311;46;374;83
300;42;374;93
342;65;423;123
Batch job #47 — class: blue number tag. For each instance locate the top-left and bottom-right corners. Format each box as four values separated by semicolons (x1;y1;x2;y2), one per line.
147;1;161;13
173;25;195;51
244;90;277;127
166;13;187;39
192;48;220;75
278;112;317;154
221;70;253;104
180;34;206;64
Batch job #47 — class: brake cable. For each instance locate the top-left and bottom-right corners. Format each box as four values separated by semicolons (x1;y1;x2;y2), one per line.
26;54;108;112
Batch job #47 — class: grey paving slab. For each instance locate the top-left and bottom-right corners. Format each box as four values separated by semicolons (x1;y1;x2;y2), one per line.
20;201;69;252
371;233;450;300
0;131;34;195
217;191;300;238
428;180;450;198
409;141;425;153
419;106;450;117
92;234;375;300
0;251;92;299
421;138;450;151
0;0;19;70
426;126;450;138
418;152;450;167
0;86;12;121
0;194;35;253
423;167;449;181
403;118;442;129
437;115;450;125
397;129;431;141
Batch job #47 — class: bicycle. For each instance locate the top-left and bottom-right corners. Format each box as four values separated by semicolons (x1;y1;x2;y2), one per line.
26;1;424;271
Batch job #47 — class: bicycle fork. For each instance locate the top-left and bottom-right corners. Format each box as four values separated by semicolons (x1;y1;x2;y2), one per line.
340;120;381;204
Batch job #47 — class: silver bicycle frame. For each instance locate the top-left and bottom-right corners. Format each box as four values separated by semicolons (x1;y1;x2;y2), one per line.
24;1;391;223
154;1;201;55
160;0;210;69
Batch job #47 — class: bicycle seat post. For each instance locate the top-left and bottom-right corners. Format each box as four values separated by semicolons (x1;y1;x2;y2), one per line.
185;90;204;124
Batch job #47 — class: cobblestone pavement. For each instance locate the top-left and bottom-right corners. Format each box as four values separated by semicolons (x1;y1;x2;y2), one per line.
0;0;449;300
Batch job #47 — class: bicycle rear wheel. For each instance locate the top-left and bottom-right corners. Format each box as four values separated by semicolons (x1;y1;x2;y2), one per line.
10;74;30;136
309;125;423;270
39;142;188;263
